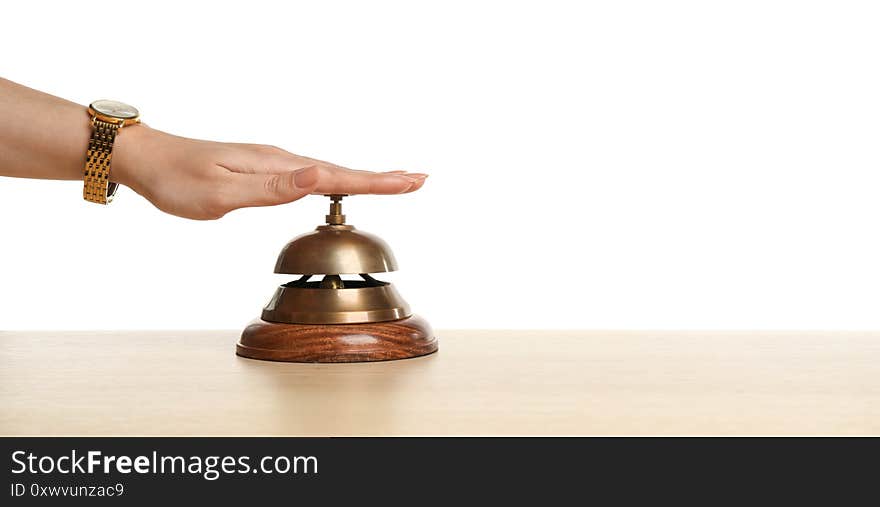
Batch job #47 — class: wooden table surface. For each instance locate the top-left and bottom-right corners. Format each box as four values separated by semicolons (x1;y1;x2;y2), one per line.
1;330;878;435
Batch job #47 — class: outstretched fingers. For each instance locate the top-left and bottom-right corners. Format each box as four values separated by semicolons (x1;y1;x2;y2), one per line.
312;166;427;195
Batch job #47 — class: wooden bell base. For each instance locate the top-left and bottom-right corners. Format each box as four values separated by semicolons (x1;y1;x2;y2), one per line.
236;314;438;363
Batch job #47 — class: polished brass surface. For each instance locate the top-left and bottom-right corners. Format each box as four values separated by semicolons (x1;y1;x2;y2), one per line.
261;282;412;324
319;274;345;289
325;194;347;225
274;196;398;274
266;194;411;324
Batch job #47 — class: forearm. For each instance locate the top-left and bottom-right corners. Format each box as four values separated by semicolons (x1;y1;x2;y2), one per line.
0;78;93;181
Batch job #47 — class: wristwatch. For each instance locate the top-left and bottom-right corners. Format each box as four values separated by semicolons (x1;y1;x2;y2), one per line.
83;99;140;204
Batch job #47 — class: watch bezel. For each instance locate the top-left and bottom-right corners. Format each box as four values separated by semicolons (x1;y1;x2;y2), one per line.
88;99;140;121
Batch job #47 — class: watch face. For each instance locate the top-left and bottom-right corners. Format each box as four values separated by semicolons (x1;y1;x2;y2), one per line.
90;99;139;119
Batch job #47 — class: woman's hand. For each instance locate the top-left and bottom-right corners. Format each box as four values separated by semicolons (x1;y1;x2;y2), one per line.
112;125;427;220
0;78;425;220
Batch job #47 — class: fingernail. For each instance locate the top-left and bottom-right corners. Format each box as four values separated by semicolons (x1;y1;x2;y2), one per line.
390;175;414;193
295;166;319;188
407;173;428;179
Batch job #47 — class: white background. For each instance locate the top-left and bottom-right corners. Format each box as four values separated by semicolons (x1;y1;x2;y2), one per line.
1;1;878;330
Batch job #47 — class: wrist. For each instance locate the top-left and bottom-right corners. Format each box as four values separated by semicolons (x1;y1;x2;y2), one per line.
111;123;155;190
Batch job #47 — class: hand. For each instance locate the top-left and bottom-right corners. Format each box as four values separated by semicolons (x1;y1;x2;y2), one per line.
112;125;427;220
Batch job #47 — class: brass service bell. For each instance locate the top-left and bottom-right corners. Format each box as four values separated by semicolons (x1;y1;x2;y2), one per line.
236;195;437;362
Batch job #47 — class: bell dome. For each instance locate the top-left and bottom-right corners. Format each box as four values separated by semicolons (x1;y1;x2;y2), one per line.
274;224;398;275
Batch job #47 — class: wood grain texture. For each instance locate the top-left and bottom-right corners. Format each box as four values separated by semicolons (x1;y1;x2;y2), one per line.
1;330;879;435
237;315;437;362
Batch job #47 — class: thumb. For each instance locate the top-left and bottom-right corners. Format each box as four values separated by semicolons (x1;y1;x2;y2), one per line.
224;166;320;210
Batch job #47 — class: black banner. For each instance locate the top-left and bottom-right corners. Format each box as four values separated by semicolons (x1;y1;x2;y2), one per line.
2;437;876;504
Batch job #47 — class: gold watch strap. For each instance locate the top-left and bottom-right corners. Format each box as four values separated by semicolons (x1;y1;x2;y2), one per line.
83;118;121;204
